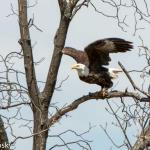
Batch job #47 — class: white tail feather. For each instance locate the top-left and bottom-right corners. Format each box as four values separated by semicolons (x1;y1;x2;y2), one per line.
108;68;122;79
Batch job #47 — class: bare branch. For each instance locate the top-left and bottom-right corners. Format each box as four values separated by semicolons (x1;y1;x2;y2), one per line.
0;102;31;110
106;100;132;149
48;90;143;127
118;61;150;97
100;124;126;149
55;75;70;91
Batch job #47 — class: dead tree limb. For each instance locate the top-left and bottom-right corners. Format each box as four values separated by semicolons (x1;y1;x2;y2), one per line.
48;90;143;127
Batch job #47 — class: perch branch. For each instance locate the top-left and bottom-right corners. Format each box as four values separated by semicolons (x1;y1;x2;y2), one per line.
48;90;143;127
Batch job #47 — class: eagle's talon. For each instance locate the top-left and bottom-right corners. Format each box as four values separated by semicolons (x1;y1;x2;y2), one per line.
102;90;108;97
104;91;108;97
98;88;108;98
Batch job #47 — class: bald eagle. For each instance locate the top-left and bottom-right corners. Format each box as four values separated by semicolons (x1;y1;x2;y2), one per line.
62;38;133;94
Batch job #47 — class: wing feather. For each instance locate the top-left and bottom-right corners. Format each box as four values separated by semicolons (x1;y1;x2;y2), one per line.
84;38;133;70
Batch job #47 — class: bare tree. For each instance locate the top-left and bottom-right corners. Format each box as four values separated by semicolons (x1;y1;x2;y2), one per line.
0;0;150;150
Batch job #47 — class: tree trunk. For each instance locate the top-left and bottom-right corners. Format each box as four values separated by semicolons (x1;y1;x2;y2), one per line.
0;116;9;150
131;125;150;150
18;0;70;150
32;15;70;150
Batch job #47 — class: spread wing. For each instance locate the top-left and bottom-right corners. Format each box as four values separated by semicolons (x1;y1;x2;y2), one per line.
84;38;133;71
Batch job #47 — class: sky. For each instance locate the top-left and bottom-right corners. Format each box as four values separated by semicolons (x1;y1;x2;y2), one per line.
0;0;150;150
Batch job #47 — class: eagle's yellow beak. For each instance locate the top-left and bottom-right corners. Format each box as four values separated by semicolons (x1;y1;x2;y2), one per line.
71;64;79;69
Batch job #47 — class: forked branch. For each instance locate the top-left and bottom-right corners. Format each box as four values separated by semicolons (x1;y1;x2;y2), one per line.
48;90;143;127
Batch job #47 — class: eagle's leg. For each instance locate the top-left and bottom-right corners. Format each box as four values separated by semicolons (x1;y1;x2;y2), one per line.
99;87;109;98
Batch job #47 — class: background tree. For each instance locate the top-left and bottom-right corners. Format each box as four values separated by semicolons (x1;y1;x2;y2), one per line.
0;0;150;150
0;116;9;150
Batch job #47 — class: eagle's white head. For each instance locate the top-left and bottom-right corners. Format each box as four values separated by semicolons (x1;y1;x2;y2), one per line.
71;63;89;77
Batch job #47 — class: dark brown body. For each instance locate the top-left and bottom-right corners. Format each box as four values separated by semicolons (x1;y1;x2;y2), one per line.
80;72;113;89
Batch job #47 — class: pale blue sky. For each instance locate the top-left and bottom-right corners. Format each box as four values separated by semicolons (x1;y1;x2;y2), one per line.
0;0;150;150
